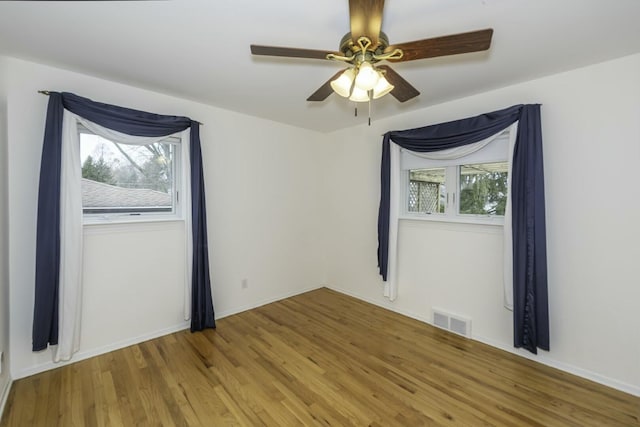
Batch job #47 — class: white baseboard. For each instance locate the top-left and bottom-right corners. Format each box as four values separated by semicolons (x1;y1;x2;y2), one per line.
0;378;13;421
325;284;640;398
326;284;433;322
14;322;190;380
472;334;640;397
17;284;635;398
14;285;324;380
214;284;324;320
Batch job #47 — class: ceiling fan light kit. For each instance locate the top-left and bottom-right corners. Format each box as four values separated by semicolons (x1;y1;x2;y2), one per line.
325;34;401;102
330;68;356;97
250;0;493;113
349;86;370;103
353;61;379;91
372;74;394;99
330;60;394;102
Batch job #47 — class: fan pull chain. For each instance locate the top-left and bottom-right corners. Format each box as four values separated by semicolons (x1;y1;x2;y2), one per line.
353;96;372;125
368;91;372;126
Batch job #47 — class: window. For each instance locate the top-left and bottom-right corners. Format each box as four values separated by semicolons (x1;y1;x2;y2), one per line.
402;131;509;224
80;128;182;222
459;162;508;216
408;168;446;214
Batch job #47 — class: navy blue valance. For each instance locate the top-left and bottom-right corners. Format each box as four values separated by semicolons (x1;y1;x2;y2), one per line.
34;92;215;352
377;104;549;354
61;92;192;137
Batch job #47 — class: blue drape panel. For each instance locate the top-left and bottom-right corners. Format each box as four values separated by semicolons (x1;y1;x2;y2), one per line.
33;93;64;350
189;124;216;330
377;139;391;281
511;106;549;352
377;104;549;354
33;92;215;351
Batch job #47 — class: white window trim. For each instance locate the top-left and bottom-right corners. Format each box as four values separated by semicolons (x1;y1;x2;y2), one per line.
78;123;185;225
384;123;518;307
399;131;510;226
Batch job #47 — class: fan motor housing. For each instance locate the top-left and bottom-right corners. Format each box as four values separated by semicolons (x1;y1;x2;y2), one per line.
339;31;389;57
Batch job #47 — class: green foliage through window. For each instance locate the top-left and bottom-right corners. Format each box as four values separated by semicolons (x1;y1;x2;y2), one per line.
82;155;115;185
407;162;508;219
81;140;174;193
80;131;179;216
459;163;508;216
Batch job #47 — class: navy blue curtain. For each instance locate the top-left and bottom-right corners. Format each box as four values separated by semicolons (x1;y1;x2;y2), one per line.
33;92;215;351
33;93;64;350
188;124;216;331
377;104;549;353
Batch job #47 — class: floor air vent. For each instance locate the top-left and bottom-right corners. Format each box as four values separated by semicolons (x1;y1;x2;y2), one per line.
432;308;472;338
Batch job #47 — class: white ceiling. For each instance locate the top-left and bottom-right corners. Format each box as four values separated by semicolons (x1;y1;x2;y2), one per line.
1;0;639;132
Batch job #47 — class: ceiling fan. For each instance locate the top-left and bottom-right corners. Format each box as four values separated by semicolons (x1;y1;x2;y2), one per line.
250;0;493;104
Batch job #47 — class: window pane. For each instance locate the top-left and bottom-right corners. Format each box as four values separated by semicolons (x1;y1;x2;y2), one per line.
80;133;175;214
408;168;446;214
459;162;508;216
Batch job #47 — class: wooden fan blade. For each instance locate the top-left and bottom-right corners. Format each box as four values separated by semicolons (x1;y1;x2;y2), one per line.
385;28;493;62
349;0;385;46
250;45;338;60
378;65;420;102
307;70;346;101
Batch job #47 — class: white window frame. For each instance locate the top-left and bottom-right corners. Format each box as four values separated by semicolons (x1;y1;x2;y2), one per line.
79;125;184;225
400;131;510;226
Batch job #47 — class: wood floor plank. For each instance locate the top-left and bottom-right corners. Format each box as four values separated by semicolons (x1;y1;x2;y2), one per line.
2;288;638;426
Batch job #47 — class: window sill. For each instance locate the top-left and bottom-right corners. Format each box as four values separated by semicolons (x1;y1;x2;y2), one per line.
399;213;504;227
83;218;185;235
83;216;184;226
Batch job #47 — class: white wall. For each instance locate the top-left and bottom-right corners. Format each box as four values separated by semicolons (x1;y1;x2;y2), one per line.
323;53;640;395
3;51;638;399
5;57;326;378
0;56;12;412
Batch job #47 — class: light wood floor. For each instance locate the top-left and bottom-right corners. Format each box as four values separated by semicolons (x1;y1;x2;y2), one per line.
2;288;638;426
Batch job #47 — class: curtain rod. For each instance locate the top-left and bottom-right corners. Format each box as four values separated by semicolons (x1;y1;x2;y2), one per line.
37;90;204;126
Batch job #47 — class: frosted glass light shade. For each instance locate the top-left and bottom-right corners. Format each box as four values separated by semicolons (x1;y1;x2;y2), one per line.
354;61;379;91
330;68;356;98
349;86;370;102
372;74;394;99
